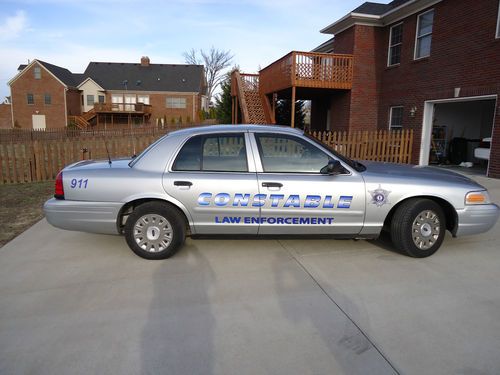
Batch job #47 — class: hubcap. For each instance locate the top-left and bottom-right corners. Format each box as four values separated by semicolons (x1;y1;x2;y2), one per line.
412;210;440;251
133;214;173;253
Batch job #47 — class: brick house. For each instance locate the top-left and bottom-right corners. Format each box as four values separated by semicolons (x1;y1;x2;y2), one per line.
233;0;499;178
8;57;208;129
311;0;500;178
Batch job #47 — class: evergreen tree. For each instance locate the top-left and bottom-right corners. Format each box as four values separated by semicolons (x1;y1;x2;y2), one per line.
214;74;233;124
275;99;306;129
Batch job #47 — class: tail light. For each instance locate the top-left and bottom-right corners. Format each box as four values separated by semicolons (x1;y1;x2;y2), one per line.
54;171;64;199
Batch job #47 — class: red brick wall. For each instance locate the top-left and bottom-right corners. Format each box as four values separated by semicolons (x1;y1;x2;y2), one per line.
348;25;383;132
376;0;500;176
0;104;12;128
10;62;67;129
331;0;500;177
329;25;382;132
66;89;81;116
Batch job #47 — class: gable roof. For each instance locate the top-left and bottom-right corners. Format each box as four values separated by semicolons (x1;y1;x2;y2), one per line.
82;62;205;93
352;0;413;15
8;60;76;88
37;60;80;87
320;0;441;35
10;59;206;94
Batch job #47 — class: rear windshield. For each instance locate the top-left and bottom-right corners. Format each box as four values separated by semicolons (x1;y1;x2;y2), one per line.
128;134;169;167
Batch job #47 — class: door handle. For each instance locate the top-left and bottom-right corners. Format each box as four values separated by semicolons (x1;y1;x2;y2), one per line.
262;182;283;188
174;181;193;187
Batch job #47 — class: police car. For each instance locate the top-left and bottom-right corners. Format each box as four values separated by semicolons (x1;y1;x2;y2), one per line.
43;125;499;260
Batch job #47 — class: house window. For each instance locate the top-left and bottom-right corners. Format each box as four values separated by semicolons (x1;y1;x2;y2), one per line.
388;23;403;66
27;93;34;105
98;95;105;103
415;9;434;59
138;95;150;105
389;106;403;130
496;1;500;38
44;93;51;105
34;66;41;79
87;95;95;106
166;97;186;109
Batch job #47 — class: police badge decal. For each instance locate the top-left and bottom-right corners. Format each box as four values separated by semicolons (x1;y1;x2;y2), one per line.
369;185;391;207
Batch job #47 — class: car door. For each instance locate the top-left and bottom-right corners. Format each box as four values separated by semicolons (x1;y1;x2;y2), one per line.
163;132;260;235
250;131;366;235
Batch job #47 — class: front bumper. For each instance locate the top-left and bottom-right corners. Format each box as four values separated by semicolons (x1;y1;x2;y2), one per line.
455;203;500;237
43;198;122;235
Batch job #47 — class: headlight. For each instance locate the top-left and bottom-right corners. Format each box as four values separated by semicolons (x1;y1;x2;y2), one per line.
465;190;491;205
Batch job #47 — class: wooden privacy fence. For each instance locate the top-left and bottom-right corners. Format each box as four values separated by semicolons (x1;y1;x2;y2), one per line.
310;129;413;164
0;133;165;184
0;128;414;185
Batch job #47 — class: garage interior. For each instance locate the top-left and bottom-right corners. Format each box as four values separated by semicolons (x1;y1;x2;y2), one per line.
430;99;495;174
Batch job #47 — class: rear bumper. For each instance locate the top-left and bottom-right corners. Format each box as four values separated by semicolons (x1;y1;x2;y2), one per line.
43;198;122;235
455;203;500;237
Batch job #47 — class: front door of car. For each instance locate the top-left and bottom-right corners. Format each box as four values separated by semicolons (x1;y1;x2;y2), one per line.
251;132;366;235
163;132;260;235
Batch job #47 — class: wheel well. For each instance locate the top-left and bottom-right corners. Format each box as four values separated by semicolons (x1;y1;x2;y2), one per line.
117;198;190;235
383;196;458;235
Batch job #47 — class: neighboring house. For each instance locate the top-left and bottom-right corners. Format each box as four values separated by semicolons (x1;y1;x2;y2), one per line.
9;60;81;129
0;103;12;128
8;57;208;129
233;0;500;178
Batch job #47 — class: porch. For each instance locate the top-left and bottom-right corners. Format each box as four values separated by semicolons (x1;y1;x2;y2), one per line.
231;51;354;128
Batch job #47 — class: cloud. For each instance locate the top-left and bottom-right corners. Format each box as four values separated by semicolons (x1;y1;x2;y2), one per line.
0;10;28;40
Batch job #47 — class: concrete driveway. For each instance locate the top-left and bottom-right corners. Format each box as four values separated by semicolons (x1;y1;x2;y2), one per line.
1;174;499;375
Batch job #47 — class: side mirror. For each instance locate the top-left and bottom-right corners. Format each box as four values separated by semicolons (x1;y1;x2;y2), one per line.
320;160;343;175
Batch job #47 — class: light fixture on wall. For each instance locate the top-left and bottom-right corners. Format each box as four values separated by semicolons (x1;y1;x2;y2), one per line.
409;106;418;118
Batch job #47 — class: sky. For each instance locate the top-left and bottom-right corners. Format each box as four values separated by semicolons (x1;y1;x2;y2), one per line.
0;0;390;100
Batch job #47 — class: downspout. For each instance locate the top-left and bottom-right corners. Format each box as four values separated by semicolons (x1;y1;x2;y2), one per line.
64;87;68;128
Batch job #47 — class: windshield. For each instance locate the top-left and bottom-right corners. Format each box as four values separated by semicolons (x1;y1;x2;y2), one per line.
304;133;366;172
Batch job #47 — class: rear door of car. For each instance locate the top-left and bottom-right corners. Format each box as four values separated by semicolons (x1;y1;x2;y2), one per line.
163;131;260;235
250;131;366;235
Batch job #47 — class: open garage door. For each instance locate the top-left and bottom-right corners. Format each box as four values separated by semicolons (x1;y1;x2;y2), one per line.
420;96;496;176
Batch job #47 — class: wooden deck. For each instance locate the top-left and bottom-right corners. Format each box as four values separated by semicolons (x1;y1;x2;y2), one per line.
259;51;354;95
93;103;152;114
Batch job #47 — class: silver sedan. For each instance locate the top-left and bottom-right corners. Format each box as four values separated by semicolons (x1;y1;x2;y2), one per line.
44;125;499;260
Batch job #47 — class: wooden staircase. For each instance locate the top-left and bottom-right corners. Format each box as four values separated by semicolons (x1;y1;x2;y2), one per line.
82;108;96;122
68;108;96;129
231;71;274;124
68;115;90;129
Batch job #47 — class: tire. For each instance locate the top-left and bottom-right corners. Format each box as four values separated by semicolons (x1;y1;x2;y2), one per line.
124;201;185;260
390;198;446;258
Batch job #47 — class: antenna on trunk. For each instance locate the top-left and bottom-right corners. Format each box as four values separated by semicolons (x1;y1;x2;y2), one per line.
104;138;112;165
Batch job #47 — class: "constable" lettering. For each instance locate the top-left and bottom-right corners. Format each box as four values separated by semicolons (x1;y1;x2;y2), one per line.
198;193;352;209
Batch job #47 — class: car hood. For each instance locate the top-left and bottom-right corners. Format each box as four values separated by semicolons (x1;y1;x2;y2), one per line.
66;158;133;170
361;161;483;188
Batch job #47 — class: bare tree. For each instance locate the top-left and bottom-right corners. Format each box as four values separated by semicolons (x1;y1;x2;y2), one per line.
183;47;233;104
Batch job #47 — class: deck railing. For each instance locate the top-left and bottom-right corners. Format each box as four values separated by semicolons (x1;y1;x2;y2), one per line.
93;102;152;114
259;51;354;94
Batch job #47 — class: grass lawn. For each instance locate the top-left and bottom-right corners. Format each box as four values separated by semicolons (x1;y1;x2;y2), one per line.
0;181;54;247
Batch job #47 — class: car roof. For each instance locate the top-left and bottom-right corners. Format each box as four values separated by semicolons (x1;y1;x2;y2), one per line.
168;124;304;137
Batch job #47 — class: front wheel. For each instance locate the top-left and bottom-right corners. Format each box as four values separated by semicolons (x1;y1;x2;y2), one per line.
124;202;185;260
391;198;446;258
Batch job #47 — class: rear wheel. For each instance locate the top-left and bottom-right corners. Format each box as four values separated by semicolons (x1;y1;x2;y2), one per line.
391;198;446;258
125;202;185;260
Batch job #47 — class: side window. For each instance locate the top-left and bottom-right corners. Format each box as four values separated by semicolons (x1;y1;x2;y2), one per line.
173;134;247;172
256;134;330;173
173;135;202;171
202;135;247;172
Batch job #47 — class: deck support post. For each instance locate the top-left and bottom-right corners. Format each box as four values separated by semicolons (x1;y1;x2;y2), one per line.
291;86;296;128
